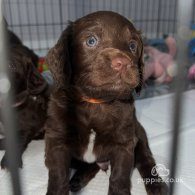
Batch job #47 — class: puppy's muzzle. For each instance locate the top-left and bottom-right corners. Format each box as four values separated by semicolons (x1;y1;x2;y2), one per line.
111;56;132;71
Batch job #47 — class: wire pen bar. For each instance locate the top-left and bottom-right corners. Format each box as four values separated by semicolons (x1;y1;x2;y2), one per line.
0;4;22;195
0;1;195;195
2;0;184;53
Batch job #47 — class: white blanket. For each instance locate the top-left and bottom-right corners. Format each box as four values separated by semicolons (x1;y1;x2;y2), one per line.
1;90;195;195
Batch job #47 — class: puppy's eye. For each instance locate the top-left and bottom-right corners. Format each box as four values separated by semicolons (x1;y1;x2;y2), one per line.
86;36;98;47
129;40;137;53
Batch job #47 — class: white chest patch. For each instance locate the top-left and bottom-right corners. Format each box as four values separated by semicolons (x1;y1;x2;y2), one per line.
83;129;96;163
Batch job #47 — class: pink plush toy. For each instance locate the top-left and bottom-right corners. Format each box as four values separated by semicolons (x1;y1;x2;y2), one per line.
188;64;195;80
165;36;177;58
144;46;177;83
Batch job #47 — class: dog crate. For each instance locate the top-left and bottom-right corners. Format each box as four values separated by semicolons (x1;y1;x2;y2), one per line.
0;0;195;195
2;0;180;55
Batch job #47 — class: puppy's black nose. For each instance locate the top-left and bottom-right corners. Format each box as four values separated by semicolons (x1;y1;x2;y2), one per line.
111;57;131;71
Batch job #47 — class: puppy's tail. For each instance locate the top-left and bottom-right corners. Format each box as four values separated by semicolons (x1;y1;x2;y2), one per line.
0;138;5;150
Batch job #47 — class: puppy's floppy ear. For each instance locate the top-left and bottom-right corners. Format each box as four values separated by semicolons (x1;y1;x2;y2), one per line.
46;23;73;88
135;37;144;94
27;63;48;95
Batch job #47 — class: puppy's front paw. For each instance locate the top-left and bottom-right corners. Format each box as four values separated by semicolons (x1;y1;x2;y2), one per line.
146;181;168;195
70;164;99;192
69;175;83;192
69;171;92;192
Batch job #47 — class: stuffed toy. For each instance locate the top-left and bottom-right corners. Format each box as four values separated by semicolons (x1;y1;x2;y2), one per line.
187;37;195;81
191;24;195;38
38;57;49;73
165;36;177;58
188;38;195;65
38;57;54;85
144;46;177;83
144;38;169;53
188;64;195;81
144;35;177;57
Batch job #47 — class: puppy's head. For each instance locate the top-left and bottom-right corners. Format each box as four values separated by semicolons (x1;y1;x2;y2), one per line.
8;45;47;100
47;11;144;100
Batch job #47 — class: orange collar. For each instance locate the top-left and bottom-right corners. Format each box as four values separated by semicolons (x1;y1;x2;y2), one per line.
82;97;107;104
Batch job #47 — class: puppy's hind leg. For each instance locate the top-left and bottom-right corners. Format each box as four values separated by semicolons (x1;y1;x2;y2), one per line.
135;122;168;195
70;158;100;192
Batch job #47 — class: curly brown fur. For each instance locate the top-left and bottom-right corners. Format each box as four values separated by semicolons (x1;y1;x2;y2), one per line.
45;11;168;195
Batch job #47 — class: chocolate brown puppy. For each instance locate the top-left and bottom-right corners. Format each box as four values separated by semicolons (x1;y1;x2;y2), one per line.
45;11;168;195
0;25;49;168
